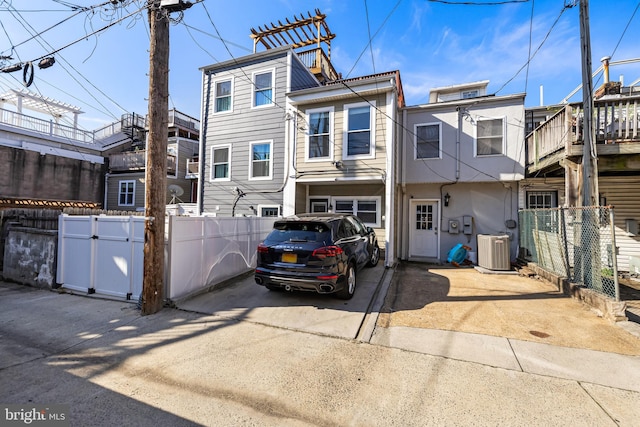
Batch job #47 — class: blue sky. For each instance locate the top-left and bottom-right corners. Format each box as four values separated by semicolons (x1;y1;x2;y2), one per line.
1;0;639;130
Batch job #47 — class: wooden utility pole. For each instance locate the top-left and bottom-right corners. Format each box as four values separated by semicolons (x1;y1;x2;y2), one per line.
142;1;169;315
579;0;599;206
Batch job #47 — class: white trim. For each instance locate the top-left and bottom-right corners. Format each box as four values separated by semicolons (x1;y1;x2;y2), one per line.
408;198;441;260
308;196;331;213
474;116;506;157
343;100;376;160
248;140;273;180
252;68;275;109
304;106;334;162
414;122;442;160
257;204;281;217
117;180;136;207
331;196;382;228
213;76;234;114
209;144;231;181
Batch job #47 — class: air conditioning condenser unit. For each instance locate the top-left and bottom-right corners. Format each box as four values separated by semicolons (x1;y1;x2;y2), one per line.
477;234;510;270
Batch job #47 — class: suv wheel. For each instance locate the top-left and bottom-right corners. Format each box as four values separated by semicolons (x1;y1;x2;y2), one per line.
367;243;380;267
337;263;356;300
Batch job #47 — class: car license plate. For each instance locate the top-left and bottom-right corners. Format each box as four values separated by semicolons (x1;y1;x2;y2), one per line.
281;253;297;263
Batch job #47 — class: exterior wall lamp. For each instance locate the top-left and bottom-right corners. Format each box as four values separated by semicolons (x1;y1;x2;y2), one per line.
444;193;451;207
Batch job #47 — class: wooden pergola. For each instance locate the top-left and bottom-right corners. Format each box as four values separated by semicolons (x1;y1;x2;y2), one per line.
250;9;336;59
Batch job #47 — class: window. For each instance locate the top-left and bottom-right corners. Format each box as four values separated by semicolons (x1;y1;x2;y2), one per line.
415;123;441;159
214;79;232;113
332;197;381;227
253;70;274;107
118;180;135;207
462;90;478;99
344;102;375;159
476;118;504;156
210;145;230;181
527;191;557;209
310;198;329;213
306;108;333;160
250;140;272;180
259;205;280;217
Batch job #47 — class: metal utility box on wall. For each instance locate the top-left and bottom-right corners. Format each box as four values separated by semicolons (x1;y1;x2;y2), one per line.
477;234;510;270
449;220;460;234
462;215;473;235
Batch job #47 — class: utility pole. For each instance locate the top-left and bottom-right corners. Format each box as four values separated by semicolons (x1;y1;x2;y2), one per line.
579;0;599;206
142;1;170;315
578;0;600;290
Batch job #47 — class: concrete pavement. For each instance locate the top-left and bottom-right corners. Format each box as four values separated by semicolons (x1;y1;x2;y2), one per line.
1;263;640;426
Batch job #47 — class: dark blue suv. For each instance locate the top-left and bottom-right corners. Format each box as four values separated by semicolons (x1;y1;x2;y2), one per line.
255;213;380;299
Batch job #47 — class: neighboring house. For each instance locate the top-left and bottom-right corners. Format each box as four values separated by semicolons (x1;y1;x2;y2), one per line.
197;12;338;218
286;71;405;266
523;77;640;272
105;109;200;212
399;81;526;262
0;89;106;206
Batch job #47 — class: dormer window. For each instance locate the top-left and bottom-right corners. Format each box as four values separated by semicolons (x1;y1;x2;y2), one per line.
462;90;478;99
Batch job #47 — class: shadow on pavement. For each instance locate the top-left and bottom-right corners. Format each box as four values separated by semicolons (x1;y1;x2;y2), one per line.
377;261;640;355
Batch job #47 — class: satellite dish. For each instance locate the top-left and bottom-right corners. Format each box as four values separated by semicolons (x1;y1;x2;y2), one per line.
168;184;184;204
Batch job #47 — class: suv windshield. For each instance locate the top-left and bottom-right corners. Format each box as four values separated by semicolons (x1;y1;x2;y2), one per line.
265;222;332;244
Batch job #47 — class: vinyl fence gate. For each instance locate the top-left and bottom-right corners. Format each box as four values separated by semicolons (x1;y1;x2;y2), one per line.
57;214;144;300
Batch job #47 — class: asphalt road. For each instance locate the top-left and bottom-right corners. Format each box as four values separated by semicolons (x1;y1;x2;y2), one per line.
1;264;640;426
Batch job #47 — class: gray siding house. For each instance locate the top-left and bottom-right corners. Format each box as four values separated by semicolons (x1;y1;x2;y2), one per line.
197;46;320;217
286;71;405;266
399;81;526;263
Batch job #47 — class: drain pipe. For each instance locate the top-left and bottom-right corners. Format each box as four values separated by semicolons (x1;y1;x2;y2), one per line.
456;106;462;180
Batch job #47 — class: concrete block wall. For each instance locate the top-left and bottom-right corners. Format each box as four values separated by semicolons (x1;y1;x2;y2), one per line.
3;227;58;288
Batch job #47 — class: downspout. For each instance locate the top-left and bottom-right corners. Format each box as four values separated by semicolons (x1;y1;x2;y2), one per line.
385;80;396;267
400;107;407;260
456;106;462;181
104;172;109;210
197;69;210;215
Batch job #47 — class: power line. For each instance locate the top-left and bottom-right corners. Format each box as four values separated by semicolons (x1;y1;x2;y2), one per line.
493;2;573;96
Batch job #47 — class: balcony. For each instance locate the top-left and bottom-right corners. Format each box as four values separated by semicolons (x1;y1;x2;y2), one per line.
0;107;94;144
526;94;640;174
296;48;340;83
109;150;176;175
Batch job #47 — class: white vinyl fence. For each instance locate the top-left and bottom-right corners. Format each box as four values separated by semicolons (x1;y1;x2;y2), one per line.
56;215;276;303
57;215;145;300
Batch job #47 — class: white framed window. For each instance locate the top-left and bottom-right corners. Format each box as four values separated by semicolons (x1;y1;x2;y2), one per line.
415;122;441;159
210;144;231;181
258;205;281;217
118;180;135;207
526;191;557;209
305;107;334;161
249;140;273;180
332;196;381;227
309;197;330;213
214;77;233;113
475;117;505;156
343;101;376;160
462;90;478;99
253;69;274;108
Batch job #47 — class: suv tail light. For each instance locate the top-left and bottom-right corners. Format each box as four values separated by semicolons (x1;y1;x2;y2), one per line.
257;243;269;253
312;246;343;259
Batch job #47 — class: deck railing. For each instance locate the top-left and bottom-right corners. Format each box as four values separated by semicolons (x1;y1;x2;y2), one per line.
526;94;640;167
296;47;340;82
109;150;176;174
0;107;94;144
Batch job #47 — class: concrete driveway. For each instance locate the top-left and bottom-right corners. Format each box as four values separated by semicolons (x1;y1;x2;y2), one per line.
176;263;389;339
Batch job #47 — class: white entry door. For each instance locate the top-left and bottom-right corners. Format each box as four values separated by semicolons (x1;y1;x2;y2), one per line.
409;200;439;258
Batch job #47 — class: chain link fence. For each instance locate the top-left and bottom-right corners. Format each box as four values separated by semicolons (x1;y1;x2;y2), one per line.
519;206;620;301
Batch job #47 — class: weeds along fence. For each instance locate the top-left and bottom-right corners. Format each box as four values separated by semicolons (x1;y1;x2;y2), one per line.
519;206;620;301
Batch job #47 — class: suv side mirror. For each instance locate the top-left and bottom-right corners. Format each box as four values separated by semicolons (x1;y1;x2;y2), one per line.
366;226;375;234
